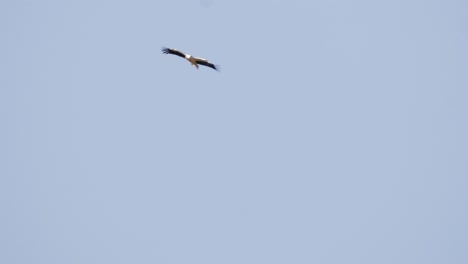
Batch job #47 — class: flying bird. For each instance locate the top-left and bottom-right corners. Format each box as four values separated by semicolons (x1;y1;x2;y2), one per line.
162;47;220;71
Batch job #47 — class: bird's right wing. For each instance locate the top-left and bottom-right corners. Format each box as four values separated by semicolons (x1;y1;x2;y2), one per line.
162;47;186;58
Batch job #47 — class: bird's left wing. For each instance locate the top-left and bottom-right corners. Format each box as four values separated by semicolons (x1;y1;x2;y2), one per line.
194;57;220;71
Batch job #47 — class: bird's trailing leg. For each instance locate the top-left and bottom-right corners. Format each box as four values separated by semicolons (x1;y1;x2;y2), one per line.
190;62;199;69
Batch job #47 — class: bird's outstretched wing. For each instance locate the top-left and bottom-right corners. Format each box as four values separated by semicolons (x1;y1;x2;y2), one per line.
194;57;220;71
162;47;186;58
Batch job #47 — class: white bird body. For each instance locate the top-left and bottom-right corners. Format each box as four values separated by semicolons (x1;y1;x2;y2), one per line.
185;54;198;68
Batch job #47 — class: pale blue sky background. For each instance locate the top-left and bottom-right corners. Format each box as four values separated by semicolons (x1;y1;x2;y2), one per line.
1;0;467;263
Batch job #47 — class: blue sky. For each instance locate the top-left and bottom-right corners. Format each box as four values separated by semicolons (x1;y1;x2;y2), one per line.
2;1;467;263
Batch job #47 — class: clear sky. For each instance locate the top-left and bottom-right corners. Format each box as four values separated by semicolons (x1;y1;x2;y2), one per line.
2;0;467;263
